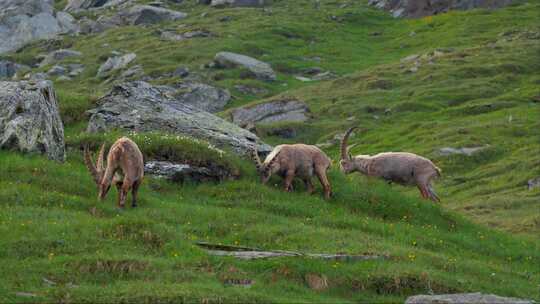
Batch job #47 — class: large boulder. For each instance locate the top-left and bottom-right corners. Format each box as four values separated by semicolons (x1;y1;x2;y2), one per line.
230;99;310;127
215;52;276;81
0;61;27;79
86;81;271;155
210;0;269;7
405;293;534;304
0;0;78;54
119;5;187;25
167;81;230;113
97;53;136;78
77;4;186;33
0;81;65;161
145;160;238;183
368;0;515;18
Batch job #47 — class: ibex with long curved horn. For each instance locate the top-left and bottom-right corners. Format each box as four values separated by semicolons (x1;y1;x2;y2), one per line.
339;127;442;202
251;144;332;199
84;137;144;209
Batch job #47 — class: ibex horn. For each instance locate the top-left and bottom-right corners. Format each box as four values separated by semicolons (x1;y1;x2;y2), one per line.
340;127;357;160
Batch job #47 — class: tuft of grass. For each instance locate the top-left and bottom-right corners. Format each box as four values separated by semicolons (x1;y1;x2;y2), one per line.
67;131;247;178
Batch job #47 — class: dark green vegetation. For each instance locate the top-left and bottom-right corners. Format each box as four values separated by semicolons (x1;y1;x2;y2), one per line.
1;0;539;302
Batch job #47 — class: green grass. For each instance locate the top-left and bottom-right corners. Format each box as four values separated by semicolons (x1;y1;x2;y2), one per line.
1;0;539;302
1;151;539;302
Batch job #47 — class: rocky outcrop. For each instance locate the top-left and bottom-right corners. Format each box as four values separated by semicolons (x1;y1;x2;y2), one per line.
214;52;276;81
77;4;187;33
86;81;270;155
64;0;128;12
405;293;534;304
0;81;65;161
210;0;269;7
230;99;310;127
97;53;136;78
119;5;187;25
0;0;78;54
39;49;82;67
0;61;17;79
145;160;238;183
369;0;515;18
0;61;29;79
167;82;231;113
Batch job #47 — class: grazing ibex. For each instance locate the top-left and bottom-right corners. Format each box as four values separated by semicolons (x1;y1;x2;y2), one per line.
339;127;442;202
84;137;144;209
251;144;332;199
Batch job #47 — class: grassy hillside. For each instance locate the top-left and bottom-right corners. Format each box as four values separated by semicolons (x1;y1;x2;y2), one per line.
1;0;539;302
1;150;539;302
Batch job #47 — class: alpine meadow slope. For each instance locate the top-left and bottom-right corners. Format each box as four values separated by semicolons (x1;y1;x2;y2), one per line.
0;0;539;303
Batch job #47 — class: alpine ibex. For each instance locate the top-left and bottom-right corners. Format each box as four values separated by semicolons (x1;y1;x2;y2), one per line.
252;144;332;199
339;127;442;202
84;137;144;209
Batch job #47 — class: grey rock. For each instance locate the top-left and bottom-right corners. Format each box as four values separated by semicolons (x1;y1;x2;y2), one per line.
40;49;82;67
368;0;515;18
77;4;186;33
56;75;72;81
119;64;144;79
29;72;48;81
97;53;136;78
56;11;80;34
405;293;534;304
0;61;17;79
0;0;77;54
173;67;190;78
438;146;489;156
64;0;129;11
67;64;85;77
296;69;337;82
215;52;276;81
160;29;211;41
47;65;67;76
77;16;117;34
230;99;310;127
145;160;238;183
86;81;270;155
167;81;231;113
210;0;269;7
120;5;187;25
528;177;540;190
234;84;268;96
0;81;65;161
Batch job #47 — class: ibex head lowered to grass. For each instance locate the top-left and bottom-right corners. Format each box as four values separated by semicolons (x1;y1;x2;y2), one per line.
84;137;144;209
251;144;332;199
339;127;442;202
